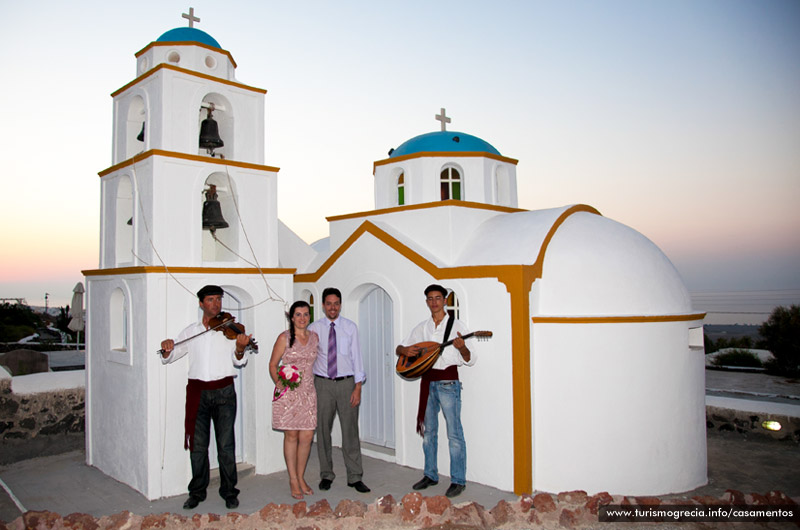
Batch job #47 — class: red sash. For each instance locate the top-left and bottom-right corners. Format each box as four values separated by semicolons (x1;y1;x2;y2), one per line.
416;365;459;436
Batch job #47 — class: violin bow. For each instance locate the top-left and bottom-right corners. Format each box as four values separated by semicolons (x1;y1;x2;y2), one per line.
155;316;236;356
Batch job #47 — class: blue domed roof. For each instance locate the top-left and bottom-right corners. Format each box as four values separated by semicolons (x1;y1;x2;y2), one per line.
390;131;501;158
157;27;221;49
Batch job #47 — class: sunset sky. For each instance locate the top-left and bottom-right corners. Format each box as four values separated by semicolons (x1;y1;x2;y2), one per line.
1;0;798;318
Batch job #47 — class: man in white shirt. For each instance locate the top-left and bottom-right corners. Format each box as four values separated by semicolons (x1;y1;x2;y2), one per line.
308;287;370;493
160;285;250;510
396;284;475;498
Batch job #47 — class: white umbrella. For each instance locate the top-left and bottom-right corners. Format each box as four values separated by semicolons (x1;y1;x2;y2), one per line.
68;282;85;349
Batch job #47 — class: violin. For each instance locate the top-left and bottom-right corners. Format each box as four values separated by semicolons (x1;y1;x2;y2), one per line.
208;312;259;353
156;312;259;356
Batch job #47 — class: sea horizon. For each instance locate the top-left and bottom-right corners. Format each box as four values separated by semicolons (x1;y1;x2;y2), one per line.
690;289;800;326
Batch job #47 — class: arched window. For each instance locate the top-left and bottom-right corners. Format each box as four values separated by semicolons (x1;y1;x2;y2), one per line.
110;288;128;352
125;95;145;160
115;176;133;266
440;166;462;201
397;172;405;206
302;290;315;322
201;173;239;263
495;165;511;206
446;290;461;320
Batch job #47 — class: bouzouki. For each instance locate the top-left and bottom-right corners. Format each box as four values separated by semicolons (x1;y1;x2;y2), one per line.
395;331;492;379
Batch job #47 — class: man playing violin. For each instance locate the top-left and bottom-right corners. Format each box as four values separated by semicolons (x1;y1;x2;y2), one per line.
396;284;475;498
160;285;251;511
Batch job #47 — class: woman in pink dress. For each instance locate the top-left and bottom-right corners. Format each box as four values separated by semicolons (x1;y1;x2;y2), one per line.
269;301;318;499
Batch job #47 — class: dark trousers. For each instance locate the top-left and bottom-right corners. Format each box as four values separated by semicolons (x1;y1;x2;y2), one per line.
188;384;239;501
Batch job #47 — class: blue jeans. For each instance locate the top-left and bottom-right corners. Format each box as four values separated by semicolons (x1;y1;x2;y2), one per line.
188;384;239;501
422;380;466;485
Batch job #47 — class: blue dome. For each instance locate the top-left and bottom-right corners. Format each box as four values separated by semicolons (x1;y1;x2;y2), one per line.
157;27;221;49
390;131;501;158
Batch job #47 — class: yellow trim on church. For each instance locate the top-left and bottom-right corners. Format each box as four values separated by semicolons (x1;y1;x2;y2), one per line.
83;266;296;276
373;151;519;172
135;40;239;69
532;313;706;324
111;63;264;98
97;149;280;178
326;200;526;223
296;204;603;494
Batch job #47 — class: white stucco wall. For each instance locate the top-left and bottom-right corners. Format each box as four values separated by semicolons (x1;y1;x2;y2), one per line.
86;272;292;500
327;205;507;266
531;320;707;495
296;230;516;492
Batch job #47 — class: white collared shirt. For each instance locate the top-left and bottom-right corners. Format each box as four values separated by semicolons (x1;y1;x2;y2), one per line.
161;320;247;381
309;316;366;383
402;315;476;370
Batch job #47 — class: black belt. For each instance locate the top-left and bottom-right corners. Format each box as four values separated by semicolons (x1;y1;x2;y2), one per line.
315;374;353;382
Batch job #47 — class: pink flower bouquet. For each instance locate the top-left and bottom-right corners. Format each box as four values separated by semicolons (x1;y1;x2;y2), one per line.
273;364;302;401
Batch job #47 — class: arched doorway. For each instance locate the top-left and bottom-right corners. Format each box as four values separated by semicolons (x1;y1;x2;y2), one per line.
207;289;245;465
358;286;395;448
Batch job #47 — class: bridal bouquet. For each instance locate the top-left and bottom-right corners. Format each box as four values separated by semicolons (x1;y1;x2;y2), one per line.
273;364;302;401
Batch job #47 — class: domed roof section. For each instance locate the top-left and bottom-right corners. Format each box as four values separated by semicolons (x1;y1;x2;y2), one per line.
539;212;692;316
457;206;692;316
157;27;221;49
390;131;501;158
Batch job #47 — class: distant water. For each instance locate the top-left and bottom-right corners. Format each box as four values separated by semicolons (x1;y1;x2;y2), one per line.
690;289;800;325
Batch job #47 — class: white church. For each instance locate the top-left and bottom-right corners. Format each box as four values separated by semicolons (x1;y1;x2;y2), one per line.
83;15;708;500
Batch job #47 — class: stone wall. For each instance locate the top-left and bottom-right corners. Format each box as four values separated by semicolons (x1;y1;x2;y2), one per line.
706;405;800;443
4;490;799;529
0;376;85;464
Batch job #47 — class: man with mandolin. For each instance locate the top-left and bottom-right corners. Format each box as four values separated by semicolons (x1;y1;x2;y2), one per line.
159;285;251;511
396;284;475;498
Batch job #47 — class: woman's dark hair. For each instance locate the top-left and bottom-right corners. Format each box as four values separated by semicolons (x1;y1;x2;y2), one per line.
287;301;311;347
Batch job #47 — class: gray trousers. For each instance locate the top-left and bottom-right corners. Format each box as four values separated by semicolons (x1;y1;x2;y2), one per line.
314;375;363;483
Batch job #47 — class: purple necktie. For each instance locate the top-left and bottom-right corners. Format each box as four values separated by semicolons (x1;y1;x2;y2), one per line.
327;322;337;378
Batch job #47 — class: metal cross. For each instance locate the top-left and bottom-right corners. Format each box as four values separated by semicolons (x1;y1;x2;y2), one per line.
435;108;451;131
182;7;201;28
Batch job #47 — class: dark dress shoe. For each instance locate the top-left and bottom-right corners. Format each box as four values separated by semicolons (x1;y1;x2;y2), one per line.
225;497;239;509
183;497;201;509
319;478;333;490
347;480;371;493
412;476;438;490
445;483;466;498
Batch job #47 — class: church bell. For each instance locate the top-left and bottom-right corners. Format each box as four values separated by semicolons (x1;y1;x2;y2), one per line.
202;185;229;232
136;122;145;142
199;108;224;154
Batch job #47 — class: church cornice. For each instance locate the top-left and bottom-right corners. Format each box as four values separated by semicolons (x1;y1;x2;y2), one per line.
135;40;238;68
83;266;296;276
98;149;280;177
111;63;265;98
326;200;526;223
373;151;519;173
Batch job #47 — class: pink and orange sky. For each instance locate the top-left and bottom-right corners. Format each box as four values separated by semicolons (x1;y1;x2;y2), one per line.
1;0;798;320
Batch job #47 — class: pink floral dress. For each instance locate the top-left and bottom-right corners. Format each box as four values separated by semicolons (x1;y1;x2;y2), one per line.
272;330;318;431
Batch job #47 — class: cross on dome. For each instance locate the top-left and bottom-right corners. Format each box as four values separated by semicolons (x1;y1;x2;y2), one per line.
435;108;451;131
182;7;201;28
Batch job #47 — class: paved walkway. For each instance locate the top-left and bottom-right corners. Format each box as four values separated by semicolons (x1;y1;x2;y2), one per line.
1;370;798;523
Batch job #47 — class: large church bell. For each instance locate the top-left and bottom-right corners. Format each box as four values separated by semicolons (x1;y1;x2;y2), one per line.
202;185;229;232
199;106;224;156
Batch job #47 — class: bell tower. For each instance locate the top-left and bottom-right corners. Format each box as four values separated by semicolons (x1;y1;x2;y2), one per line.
84;10;289;500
